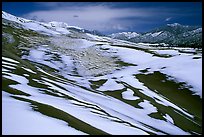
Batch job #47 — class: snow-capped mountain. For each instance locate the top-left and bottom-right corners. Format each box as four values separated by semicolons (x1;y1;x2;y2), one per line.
2;11;105;37
2;11;72;35
110;32;140;39
2;11;95;36
167;23;182;27
48;21;68;28
110;23;202;47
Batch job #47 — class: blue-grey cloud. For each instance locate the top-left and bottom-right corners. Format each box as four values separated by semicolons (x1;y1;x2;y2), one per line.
22;3;200;33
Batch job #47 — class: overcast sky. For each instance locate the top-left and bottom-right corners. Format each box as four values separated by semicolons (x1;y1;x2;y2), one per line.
2;2;202;34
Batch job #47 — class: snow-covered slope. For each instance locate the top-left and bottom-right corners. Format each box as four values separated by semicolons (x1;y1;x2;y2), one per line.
2;11;86;35
2;11;202;135
2;11;32;23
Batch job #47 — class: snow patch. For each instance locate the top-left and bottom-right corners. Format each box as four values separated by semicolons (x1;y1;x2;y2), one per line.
2;91;86;135
122;88;140;100
97;79;125;91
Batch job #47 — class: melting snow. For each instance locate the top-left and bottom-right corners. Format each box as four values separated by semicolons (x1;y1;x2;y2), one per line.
122;88;140;100
106;45;202;97
2;56;19;64
97;79;125;91
2;11;202;134
2;91;87;135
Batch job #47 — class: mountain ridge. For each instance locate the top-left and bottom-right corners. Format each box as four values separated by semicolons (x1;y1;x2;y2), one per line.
2;11;105;37
110;23;202;48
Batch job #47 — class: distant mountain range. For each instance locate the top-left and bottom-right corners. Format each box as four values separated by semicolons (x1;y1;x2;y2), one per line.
2;11;202;48
110;23;202;48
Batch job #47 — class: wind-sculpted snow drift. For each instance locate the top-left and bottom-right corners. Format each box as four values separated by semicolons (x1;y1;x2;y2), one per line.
2;11;202;135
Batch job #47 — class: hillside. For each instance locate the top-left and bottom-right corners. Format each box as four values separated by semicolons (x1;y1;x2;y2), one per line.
2;11;202;135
